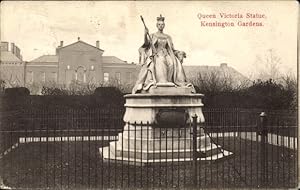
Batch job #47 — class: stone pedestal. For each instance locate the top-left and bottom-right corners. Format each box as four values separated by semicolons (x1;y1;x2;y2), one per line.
99;87;231;165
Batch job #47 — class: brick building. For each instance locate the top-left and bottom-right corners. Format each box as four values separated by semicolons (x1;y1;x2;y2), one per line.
0;42;25;87
184;63;250;88
1;39;249;92
26;38;137;86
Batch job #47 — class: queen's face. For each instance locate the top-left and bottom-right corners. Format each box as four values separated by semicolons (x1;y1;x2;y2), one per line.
156;21;165;31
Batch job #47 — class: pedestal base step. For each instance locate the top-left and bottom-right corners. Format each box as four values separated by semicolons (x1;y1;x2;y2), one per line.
99;149;232;166
99;143;232;166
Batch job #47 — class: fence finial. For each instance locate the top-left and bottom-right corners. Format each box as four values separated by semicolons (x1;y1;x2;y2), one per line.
260;112;267;117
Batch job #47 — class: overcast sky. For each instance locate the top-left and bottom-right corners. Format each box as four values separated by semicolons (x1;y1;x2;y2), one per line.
1;1;298;78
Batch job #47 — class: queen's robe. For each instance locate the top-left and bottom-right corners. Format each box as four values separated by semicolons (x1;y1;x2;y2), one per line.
132;33;194;94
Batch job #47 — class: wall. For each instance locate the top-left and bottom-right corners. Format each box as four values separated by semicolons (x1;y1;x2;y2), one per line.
103;63;138;84
57;42;103;85
25;64;58;84
0;62;25;86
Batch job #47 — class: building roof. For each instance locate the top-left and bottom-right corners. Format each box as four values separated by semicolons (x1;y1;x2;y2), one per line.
0;51;22;62
183;64;250;87
102;56;127;64
59;40;104;52
29;55;58;63
184;64;247;78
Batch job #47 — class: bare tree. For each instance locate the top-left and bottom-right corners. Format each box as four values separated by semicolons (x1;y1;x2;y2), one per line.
255;49;282;81
191;70;244;93
278;73;297;109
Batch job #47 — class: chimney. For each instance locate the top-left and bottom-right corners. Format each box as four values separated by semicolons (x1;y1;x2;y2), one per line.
14;45;18;57
96;40;100;48
220;63;227;68
78;37;80;41
16;46;21;59
11;43;15;54
56;41;63;55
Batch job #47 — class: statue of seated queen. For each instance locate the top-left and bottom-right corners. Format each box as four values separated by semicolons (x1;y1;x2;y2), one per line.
132;15;195;94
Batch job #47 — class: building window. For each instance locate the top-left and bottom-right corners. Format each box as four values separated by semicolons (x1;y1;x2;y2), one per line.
115;72;121;84
74;72;78;81
90;65;94;71
104;73;109;82
41;72;46;82
76;68;86;83
129;72;132;83
83;73;86;83
126;72;133;83
51;72;57;82
89;70;96;84
90;76;96;84
27;71;33;84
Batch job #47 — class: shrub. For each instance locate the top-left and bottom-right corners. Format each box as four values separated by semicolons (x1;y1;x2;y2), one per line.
0;79;5;95
94;87;124;105
4;87;30;97
192;72;297;109
41;87;69;95
41;80;97;95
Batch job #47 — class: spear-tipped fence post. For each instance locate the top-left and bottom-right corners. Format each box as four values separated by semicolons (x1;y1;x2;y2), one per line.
259;112;267;187
192;114;198;187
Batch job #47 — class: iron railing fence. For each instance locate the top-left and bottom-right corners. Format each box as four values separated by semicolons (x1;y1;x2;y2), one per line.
0;107;297;130
0;108;298;189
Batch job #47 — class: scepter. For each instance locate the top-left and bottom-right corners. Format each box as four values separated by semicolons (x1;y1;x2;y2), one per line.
140;15;156;58
140;15;156;82
140;15;152;44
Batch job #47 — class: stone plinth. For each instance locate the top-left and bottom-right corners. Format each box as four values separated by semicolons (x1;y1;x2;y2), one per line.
123;93;205;124
99;88;231;165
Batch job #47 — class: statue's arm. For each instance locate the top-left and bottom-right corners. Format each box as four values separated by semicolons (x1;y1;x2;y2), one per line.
144;34;149;45
168;35;185;58
139;33;154;65
143;28;151;46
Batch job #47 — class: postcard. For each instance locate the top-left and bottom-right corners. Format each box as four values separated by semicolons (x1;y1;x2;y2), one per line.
0;1;298;189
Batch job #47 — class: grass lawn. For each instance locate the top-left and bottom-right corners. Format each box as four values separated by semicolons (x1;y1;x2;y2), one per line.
0;137;298;189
